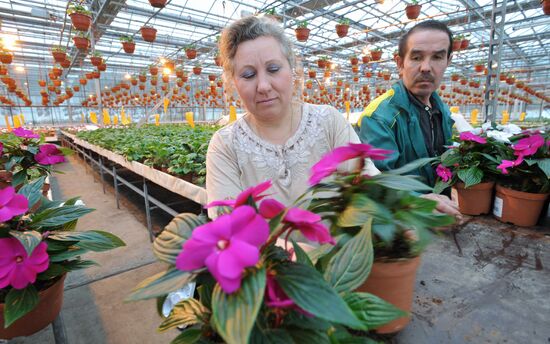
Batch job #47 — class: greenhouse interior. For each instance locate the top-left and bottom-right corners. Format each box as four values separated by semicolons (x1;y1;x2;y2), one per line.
0;0;549;343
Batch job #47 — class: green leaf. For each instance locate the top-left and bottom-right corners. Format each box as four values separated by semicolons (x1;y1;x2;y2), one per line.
440;148;461;166
62;259;98;271
343;292;408;330
457;167;483;188
250;327;294;344
535;158;550;178
337;194;389;228
127;267;196;301
170;328;203;344
211;267;266;344
307;243;335;265
159;298;210;332
433;180;450;195
197;284;213;311
288;329;330;344
387;157;436;175
48;230;125;252
3;285;39;328
371;223;397;243
153;213;206;265
374;174;432;192
17;176;45;208
31;205;94;228
324;220;373;293
291;240;314;267
12;170;26;187
275;263;362;328
49;247;88;262
9;230;43;257
37;263;66;280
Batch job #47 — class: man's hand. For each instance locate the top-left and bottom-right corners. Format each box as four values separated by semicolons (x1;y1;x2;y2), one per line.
421;193;462;220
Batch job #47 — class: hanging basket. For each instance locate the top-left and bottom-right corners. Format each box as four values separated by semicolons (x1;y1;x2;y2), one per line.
122;42;136;54
370;50;382;61
405;4;422;20
454;181;495;215
69;13;92;31
140;27;157;42
73;37;90;50
335;24;349;38
52;51;66;63
0;275;66;339
543;0;550;15
493;184;549;227
148;0;167;8
356;257;421;334
0;53;13;64
295;28;310;42
90;56;103;67
185;49;197;59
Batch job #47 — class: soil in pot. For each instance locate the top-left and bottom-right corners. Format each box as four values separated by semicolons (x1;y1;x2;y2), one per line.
454;181;495;216
493;185;549;227
356;256;421;334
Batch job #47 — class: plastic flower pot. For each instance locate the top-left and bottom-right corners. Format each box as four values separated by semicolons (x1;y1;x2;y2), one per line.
460;39;470;50
60;59;71;68
370;50;382;61
122;42;135;54
140;27;157;42
474;64;484;73
90;56;102;67
0;53;13;64
69;13;92;31
73;36;89;50
405;4;422;20
185;49;197;59
350;57;359;65
193;67;202;75
52;51;66;63
317;59;327;68
98;63;107;71
295;27;310;42
356;256;421;334
493;184;549;227
454;181;495;215
543;0;550;15
335;24;349;38
362;55;371;64
148;0;167;7
0;275;66;339
452;40;461;51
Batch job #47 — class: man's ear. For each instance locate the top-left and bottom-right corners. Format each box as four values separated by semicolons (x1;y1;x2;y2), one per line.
396;55;404;73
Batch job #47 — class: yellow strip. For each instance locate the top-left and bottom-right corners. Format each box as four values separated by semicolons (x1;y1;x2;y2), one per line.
357;89;394;126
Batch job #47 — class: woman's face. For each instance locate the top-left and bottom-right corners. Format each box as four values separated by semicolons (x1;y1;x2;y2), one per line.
232;36;293;121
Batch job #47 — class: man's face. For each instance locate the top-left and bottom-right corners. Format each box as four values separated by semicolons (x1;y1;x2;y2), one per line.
397;29;452;103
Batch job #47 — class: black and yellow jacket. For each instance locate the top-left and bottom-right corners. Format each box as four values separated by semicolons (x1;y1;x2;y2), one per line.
357;81;454;187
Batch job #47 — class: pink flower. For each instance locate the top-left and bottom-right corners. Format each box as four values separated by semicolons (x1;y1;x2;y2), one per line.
309;143;392;185
512;134;544;157
207;180;272;209
0;187;29;222
34;144;66;165
175;205;269;294
13;127;40;139
0;238;49;289
436;164;453;182
0;142;3;156
459;132;487;144
283;208;335;245
259;199;286;219
497;156;524;174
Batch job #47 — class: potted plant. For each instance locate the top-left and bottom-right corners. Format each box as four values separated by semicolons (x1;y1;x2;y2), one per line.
0;128;125;338
335;18;350;38
129;177;406;343
192;64;202;75
140;26;157;42
264;7;283;22
474;60;485;73
51;46;66;63
90;51;102;67
543;0;550;15
185;45;197;59
451;73;460;82
306;143;454;333
349;54;359;66
67;3;92;31
370;47;382;61
149;64;159;76
493;130;549;226
60;57;71;69
460;34;470;50
405;0;422;20
452;35;463;52
317;55;329;68
120;36;136;54
148;0;167;8
72;32;90;50
0;49;13;64
295;21;310;42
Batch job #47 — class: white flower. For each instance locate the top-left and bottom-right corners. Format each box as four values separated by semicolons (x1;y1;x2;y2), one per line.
471;127;483;135
481;122;493;132
497;123;522;135
486;130;512;143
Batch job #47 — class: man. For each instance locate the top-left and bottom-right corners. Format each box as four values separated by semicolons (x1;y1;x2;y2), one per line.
357;20;459;216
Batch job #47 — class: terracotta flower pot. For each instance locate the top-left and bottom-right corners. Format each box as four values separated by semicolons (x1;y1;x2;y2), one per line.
493;184;549;227
69;13;92;31
0;275;66;339
193;67;202;75
0;53;12;64
148;0;167;8
370;50;382;61
405;4;421;20
185;49;197;59
317;60;327;68
543;0;550;15
335;24;349;38
356;256;421;334
474;64;484;73
140;27;157;42
460;39;470;50
90;56;102;67
452;40;461;51
73;36;89;50
295;27;310;42
52;51;66;63
121;42;135;54
454;181;495;215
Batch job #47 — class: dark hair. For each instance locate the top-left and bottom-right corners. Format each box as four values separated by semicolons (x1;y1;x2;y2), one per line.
398;20;453;59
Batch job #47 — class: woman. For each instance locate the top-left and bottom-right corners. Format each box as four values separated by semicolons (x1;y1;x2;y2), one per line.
206;15;378;218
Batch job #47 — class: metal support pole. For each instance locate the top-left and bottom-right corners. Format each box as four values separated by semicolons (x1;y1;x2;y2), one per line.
538;101;544;121
113;165;120;209
143;178;154;242
99;156;106;194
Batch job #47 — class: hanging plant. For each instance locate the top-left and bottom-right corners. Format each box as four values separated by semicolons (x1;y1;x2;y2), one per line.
51;46;67;63
405;1;422;20
185;44;197;59
370;47;383;61
474;61;485;73
308;69;316;78
350;54;359;66
148;0;167;8
98;63;107;72
295;21;310;42
90;51;103;67
120;36;135;54
543;0;550;15
208;74;216;82
460;35;470;50
193;64;202;75
60;58;71;69
452;35;462;52
317;55;329;68
140;26;157;42
335;18;350;38
67;3;92;31
73;32;90;50
149;65;159;76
